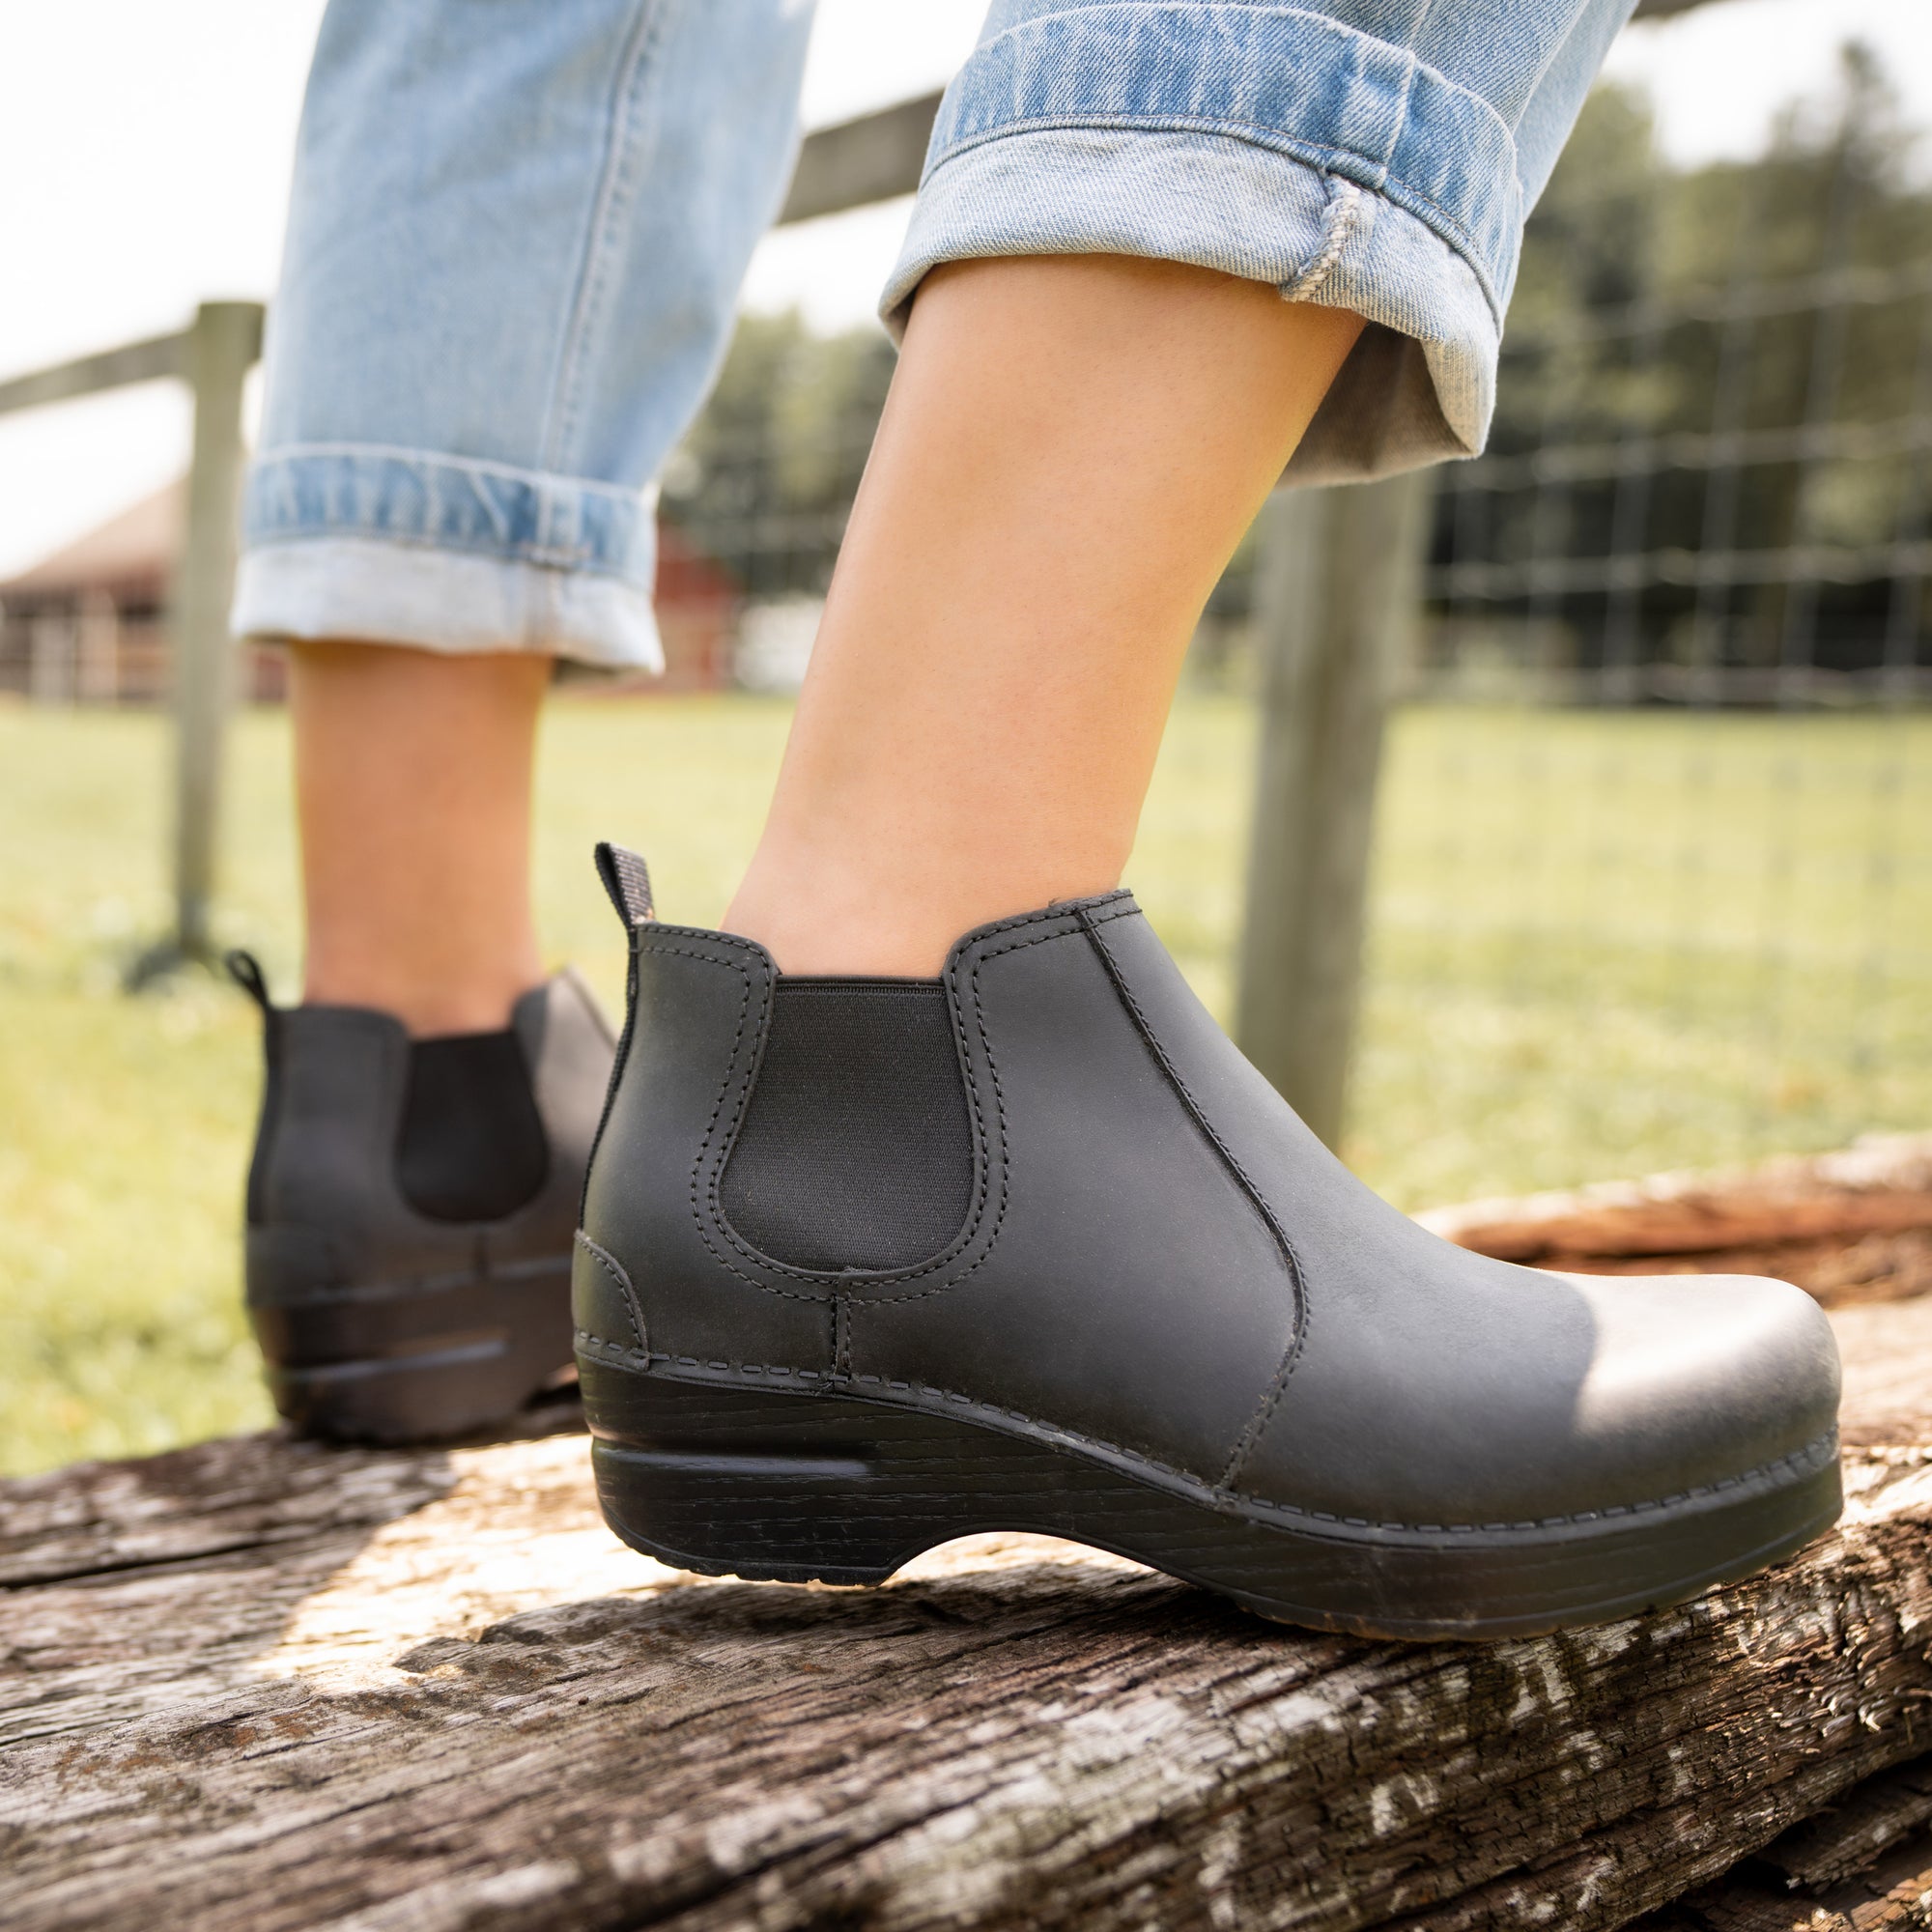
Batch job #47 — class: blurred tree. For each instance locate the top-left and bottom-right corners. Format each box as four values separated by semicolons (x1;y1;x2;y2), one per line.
1461;43;1932;683
661;310;895;602
666;49;1931;690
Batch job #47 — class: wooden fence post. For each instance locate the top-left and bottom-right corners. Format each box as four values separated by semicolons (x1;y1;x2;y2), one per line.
163;300;262;967
1235;471;1431;1150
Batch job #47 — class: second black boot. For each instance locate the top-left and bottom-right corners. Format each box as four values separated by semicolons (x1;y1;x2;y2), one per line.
574;847;1841;1638
234;954;616;1443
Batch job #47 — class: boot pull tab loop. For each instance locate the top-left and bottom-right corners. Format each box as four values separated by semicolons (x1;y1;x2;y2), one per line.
225;950;274;1012
594;842;655;927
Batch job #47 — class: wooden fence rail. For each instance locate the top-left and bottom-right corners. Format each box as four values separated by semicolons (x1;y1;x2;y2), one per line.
0;301;262;977
0;99;942;977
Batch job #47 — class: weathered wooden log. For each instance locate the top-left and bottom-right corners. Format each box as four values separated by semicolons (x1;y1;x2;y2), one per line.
1630;1756;1932;1929
1634;1830;1932;1930
3;1285;1932;1932
1619;1754;1932;1927
1418;1134;1932;1284
1760;1757;1932;1893
1550;1229;1932;1312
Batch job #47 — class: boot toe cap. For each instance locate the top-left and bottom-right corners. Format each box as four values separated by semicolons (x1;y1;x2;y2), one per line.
1239;1264;1840;1532
1558;1269;1841;1508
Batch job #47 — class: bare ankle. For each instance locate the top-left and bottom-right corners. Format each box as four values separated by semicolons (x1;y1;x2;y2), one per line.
301;943;544;1036
291;641;550;1036
724;840;1121;979
724;873;950;979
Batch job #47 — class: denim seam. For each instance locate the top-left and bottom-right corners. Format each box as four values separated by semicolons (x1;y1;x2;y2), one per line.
925;0;1524;293
1383;33;1423;192
243;442;655;582
241;525;644;584
540;0;668;483
923;118;1505;327
952;6;1517;152
1284;179;1361;302
256;443;648;504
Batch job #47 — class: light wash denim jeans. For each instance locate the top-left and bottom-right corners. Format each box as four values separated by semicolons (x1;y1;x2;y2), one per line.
236;0;1633;671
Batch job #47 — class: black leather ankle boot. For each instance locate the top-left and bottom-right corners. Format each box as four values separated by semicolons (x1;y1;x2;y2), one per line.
231;954;615;1443
574;846;1841;1638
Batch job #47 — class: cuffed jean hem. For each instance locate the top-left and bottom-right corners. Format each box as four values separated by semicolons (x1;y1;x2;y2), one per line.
232;537;666;671
234;443;664;668
881;127;1496;483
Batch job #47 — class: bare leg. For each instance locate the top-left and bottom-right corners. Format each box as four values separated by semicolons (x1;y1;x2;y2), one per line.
291;642;550;1036
724;256;1362;975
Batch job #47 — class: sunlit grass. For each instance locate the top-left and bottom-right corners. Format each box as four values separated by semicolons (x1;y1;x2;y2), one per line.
1;694;1925;1473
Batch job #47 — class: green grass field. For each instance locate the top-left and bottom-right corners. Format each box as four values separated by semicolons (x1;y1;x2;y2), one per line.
3;694;1926;1475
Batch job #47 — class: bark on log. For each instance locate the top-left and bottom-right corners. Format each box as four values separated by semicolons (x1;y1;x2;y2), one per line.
1417;1134;1932;1289
3;1293;1932;1932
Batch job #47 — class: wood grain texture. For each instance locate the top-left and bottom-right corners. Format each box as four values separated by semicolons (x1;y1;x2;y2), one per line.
1417;1135;1932;1288
4;1310;1932;1931
1761;1760;1932;1891
1633;1829;1932;1930
1550;1229;1932;1312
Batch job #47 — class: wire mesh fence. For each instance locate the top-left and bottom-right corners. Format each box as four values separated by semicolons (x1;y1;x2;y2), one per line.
654;52;1931;1198
1356;54;1932;1199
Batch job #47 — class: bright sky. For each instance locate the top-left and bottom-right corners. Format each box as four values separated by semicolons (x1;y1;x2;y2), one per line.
0;0;1925;578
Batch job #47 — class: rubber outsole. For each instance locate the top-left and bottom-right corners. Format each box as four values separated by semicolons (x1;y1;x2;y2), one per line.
581;1361;1843;1640
251;1258;574;1444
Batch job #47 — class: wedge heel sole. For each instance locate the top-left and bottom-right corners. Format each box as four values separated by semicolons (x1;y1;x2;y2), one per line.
251;1260;574;1444
582;1363;1842;1640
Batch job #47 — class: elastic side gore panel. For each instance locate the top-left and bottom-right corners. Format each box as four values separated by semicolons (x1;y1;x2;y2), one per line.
719;980;972;1272
397;1029;549;1224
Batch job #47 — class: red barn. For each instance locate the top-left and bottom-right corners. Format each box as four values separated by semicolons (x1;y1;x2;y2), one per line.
0;482;739;701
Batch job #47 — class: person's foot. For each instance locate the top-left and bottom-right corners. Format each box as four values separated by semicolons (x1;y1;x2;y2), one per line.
230;953;615;1443
571;847;1842;1639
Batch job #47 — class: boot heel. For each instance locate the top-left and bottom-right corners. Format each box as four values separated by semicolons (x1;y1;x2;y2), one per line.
251;1259;574;1444
582;1370;1006;1585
